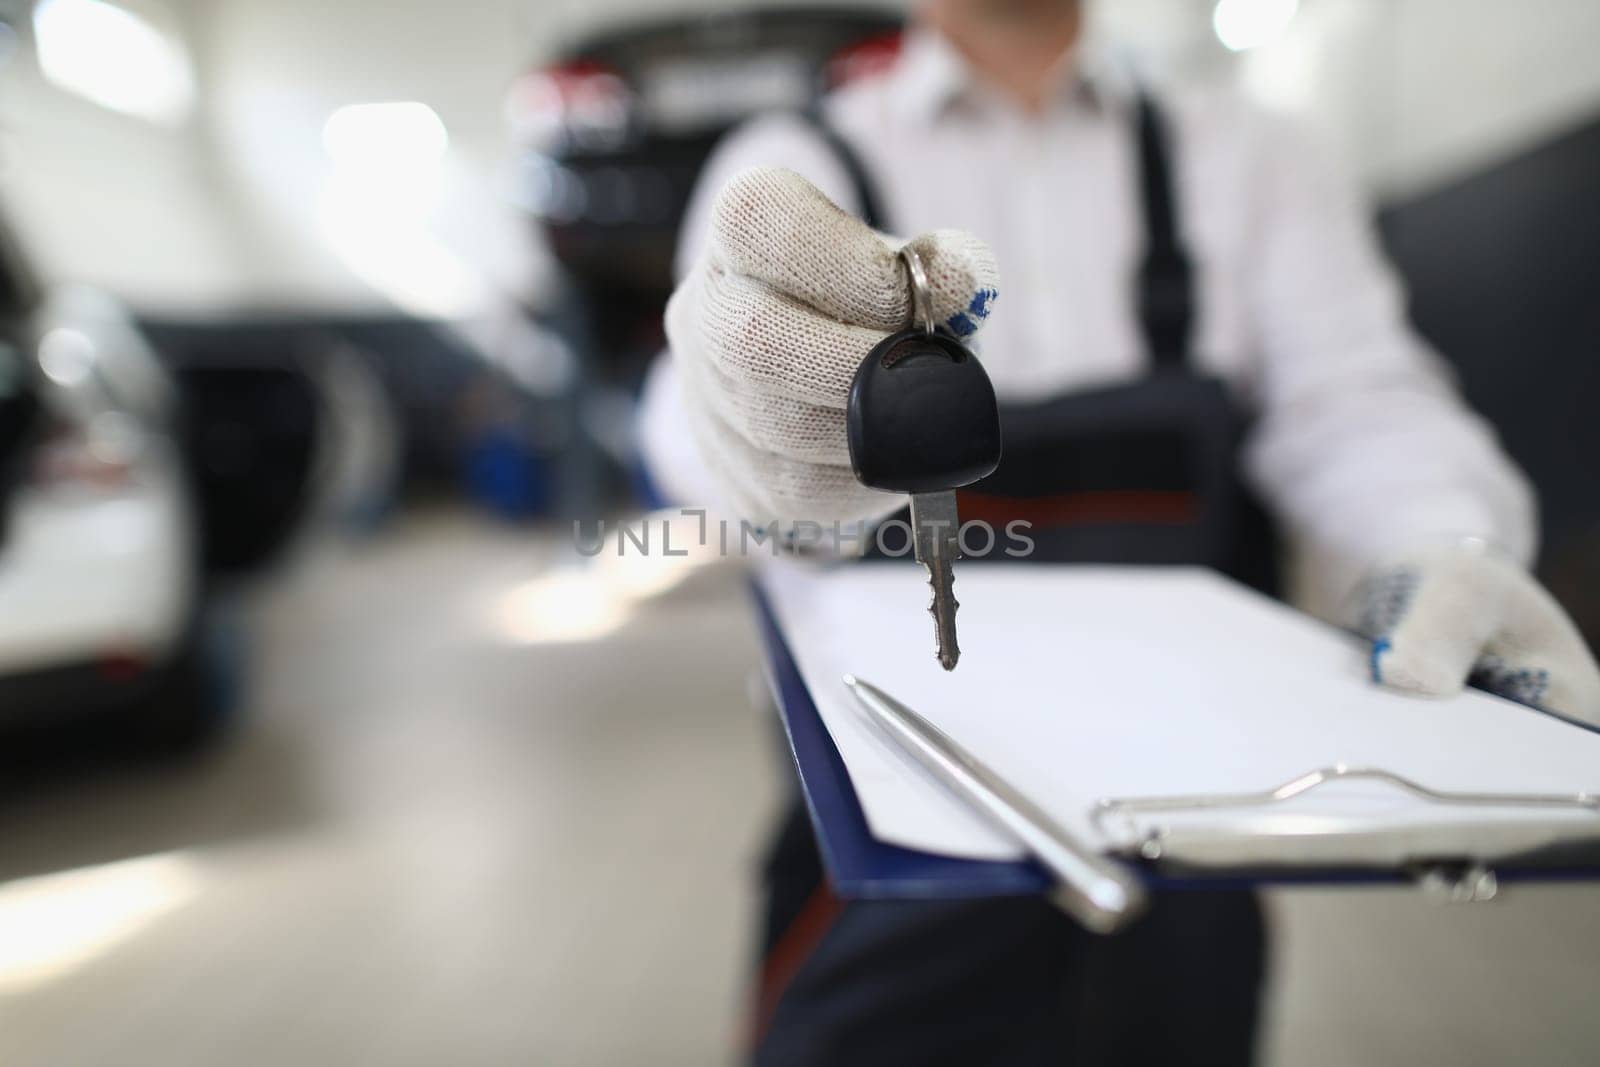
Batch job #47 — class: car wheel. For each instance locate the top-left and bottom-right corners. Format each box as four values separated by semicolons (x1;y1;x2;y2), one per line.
127;623;238;756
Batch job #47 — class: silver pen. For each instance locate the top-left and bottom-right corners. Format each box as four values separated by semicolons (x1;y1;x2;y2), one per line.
844;675;1148;934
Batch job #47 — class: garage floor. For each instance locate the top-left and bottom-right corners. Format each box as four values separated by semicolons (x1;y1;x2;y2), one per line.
1;509;1598;1066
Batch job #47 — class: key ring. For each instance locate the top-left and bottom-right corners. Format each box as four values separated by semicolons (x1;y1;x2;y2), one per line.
899;245;936;336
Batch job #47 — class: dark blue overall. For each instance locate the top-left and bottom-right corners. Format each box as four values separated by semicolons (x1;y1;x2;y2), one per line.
750;95;1272;1067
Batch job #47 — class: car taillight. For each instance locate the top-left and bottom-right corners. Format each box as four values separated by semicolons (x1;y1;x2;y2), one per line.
30;412;142;490
507;59;632;150
822;31;904;91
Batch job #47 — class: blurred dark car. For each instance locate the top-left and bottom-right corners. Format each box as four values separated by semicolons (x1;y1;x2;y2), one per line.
512;5;903;386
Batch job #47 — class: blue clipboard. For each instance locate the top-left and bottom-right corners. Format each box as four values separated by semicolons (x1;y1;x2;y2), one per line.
750;581;1600;899
752;582;1050;898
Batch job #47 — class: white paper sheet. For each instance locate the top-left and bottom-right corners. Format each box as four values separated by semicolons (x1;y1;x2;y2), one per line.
761;561;1600;862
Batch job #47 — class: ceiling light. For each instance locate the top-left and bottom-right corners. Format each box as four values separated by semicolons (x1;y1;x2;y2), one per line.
32;0;195;123
322;102;448;170
1212;0;1300;52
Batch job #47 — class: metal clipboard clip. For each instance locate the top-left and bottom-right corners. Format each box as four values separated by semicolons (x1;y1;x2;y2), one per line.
1092;764;1600;900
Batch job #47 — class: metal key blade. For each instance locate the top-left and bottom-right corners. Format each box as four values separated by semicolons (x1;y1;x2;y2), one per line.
909;490;962;670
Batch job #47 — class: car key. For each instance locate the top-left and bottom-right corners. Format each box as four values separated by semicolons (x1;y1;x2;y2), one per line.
846;245;1002;670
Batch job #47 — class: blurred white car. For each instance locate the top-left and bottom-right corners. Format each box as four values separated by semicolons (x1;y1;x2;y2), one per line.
0;283;218;746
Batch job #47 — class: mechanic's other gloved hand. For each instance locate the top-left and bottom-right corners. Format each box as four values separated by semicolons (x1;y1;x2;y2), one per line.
664;166;1000;525
1356;542;1600;726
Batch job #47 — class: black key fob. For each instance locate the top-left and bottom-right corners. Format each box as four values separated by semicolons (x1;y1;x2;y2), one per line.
846;328;1002;494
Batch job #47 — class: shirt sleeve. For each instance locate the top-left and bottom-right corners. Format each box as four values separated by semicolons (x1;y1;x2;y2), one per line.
1236;107;1537;614
638;111;870;509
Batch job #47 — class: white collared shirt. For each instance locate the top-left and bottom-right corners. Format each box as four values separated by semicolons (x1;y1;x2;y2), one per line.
641;29;1534;606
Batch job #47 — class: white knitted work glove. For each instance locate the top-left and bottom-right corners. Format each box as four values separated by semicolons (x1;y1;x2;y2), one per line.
1355;542;1600;726
664;166;1000;525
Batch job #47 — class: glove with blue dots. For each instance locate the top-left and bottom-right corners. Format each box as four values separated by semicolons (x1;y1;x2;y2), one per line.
665;166;1000;526
1357;541;1600;726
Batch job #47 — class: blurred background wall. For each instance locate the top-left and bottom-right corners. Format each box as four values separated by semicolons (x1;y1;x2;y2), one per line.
8;0;1600;314
1100;0;1600;195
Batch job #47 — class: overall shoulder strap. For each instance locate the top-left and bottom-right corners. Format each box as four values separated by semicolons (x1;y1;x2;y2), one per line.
802;95;1195;370
1133;92;1196;370
798;107;892;233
